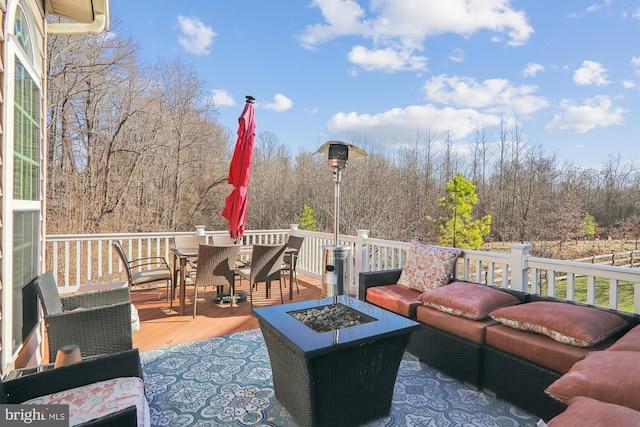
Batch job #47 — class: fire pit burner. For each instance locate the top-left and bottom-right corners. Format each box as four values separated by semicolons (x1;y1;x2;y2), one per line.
288;303;375;333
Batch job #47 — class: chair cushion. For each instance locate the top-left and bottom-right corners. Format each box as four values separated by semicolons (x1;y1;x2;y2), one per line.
131;268;172;286
131;304;140;332
416;305;497;344
23;377;149;427
546;396;640;427
607;324;640;351
365;284;422;318
490;301;628;347
485;324;594;373
418;281;519;320
545;351;640;412
397;241;461;293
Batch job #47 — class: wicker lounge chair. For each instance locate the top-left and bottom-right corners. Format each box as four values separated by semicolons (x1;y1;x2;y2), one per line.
35;271;133;363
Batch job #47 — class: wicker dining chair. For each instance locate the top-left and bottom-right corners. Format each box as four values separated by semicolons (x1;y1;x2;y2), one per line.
210;233;238;245
171;235;208;306
282;235;305;294
35;271;133;363
173;235;208;252
236;243;288;308
113;240;173;301
187;244;240;317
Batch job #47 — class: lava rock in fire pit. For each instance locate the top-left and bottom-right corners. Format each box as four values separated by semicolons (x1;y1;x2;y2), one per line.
289;303;372;332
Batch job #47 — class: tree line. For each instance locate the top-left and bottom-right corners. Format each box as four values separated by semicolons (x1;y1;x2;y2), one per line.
45;23;640;256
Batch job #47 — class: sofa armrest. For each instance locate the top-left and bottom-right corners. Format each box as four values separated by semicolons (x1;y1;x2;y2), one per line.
359;269;403;301
2;349;142;403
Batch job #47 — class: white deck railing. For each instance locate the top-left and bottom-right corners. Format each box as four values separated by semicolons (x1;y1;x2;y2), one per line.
45;227;640;314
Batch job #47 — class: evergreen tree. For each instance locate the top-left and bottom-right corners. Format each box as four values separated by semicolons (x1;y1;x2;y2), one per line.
429;172;492;249
298;204;319;231
580;212;597;239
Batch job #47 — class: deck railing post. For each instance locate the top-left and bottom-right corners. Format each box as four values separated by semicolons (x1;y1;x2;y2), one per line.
354;230;369;298
509;244;532;292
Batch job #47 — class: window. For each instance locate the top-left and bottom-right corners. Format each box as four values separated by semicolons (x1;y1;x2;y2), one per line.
9;2;41;354
14;60;40;201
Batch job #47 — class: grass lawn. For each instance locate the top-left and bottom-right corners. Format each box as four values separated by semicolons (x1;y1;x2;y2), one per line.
542;276;636;313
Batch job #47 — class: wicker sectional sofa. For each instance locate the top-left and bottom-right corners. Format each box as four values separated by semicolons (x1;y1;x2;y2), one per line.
359;268;640;423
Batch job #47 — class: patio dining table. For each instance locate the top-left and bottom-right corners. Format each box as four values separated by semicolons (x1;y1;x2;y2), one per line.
170;245;298;316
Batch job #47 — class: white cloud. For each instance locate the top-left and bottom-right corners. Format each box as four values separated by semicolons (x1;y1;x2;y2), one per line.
263;94;293;112
622;80;636;89
523;62;544;77
347;45;427;72
423;74;549;115
326;104;503;147
573;60;610;86
632;57;640;75
297;0;368;49
298;0;533;72
177;16;216;56
586;0;613;13
448;48;464;63
211;89;235;107
545;95;626;133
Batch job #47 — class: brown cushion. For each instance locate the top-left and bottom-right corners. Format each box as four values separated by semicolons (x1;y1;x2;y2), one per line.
397;241;461;292
547;396;640;427
485;324;593;373
490;301;628;347
545;351;640;411
365;284;422;318
418;281;519;320
416;305;497;344
608;324;640;351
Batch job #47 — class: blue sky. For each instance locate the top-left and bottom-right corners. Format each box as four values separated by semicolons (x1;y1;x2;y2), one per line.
110;0;640;169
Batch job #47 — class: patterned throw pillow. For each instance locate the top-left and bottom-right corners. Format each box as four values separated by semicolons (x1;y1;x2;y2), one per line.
397;241;462;293
24;377;149;427
490;301;628;347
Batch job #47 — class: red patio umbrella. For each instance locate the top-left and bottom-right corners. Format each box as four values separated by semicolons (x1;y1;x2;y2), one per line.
222;96;256;242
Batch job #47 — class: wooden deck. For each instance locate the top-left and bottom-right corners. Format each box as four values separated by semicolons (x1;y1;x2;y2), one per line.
131;275;322;352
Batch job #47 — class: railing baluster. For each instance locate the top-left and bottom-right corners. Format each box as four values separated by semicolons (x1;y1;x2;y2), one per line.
567;274;576;301
609;279;619;310
586;276;596;305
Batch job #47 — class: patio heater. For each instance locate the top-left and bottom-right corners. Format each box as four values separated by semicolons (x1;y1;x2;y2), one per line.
315;141;367;296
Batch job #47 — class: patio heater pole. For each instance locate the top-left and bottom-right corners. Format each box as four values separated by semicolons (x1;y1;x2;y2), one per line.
315;141;367;297
333;167;342;245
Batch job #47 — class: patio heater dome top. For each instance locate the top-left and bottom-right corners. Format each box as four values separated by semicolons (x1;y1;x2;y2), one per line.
315;140;368;247
315;141;367;170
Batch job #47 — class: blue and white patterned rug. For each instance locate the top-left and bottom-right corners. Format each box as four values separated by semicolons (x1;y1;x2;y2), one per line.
141;329;538;426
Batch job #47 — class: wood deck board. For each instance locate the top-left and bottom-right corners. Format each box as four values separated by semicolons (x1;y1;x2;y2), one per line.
131;275;322;352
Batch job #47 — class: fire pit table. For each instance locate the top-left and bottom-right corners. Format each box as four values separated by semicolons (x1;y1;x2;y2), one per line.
253;295;419;427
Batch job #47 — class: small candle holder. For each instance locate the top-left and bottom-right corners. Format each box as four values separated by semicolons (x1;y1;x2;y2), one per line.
54;344;81;368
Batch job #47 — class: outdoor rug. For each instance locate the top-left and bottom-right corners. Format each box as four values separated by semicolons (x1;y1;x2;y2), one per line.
141;328;539;426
